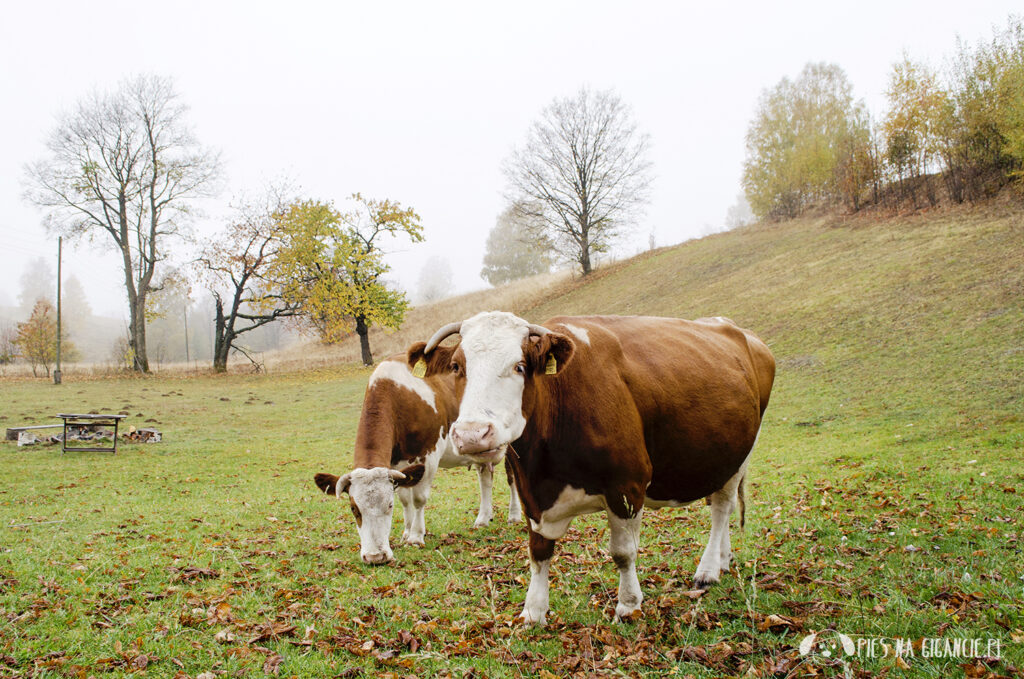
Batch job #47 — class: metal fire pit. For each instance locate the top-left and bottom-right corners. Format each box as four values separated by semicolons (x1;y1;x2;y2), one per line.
55;413;127;454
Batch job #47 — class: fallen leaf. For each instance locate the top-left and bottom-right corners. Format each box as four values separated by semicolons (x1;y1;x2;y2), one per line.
263;652;283;675
397;628;420;652
214;629;235;644
248;622;297;644
757;614;801;632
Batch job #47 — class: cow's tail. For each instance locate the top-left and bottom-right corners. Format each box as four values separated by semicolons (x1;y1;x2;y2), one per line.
737;472;746;532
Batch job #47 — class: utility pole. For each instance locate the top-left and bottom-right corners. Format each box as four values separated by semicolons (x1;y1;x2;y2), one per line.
54;236;62;385
183;301;190;365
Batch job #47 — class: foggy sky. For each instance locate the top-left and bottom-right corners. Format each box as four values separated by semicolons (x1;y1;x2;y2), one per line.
1;1;1019;319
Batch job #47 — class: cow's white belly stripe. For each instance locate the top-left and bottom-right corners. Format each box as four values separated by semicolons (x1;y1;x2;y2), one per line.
530;486;606;539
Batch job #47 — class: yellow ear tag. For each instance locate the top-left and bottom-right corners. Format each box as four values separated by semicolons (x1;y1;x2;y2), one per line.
545;354;558;375
412;359;427;378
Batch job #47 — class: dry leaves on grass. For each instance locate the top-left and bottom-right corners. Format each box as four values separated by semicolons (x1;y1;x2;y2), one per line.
168;565;220;582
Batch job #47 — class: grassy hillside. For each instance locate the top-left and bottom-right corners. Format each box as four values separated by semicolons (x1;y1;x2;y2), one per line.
2;204;1021;677
526;203;1023;438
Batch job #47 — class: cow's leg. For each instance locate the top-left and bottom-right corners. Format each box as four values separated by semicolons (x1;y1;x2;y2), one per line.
507;473;522;524
473;463;495;528
396;485;424;546
694;459;748;588
401;459;439;547
608;509;644;620
717;469;747;571
396;485;418;545
518;530;556;625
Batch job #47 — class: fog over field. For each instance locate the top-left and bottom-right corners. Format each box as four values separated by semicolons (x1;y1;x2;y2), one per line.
1;1;1020;346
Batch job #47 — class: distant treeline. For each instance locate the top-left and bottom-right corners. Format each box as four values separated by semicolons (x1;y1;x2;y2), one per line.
743;16;1024;219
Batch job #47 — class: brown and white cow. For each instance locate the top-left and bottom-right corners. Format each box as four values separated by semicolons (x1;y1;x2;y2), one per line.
423;312;775;623
314;343;521;565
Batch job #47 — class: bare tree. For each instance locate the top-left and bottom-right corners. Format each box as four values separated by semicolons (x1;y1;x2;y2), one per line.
416;255;454;304
18;256;55;314
724;192;755;230
480;204;553;286
197;189;302;373
24;74;220;372
0;323;17;367
503;87;652;275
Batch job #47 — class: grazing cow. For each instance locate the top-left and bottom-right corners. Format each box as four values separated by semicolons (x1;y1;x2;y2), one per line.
314;343;521;565
423;312;775;623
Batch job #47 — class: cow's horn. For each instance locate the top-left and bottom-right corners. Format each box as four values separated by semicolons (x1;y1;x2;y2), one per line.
527;323;551;337
388;469;407;481
425;322;462;352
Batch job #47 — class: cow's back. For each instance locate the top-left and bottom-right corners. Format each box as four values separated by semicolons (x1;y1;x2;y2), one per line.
543;315;774;503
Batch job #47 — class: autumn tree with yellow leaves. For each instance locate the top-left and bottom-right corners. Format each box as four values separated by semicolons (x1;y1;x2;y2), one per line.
275;194;423;366
15;300;78;378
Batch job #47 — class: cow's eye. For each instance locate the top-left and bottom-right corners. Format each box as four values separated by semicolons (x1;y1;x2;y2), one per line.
515;362;526;375
450;362;460;374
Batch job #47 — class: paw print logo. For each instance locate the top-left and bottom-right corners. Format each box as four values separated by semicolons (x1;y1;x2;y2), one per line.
799;631;856;657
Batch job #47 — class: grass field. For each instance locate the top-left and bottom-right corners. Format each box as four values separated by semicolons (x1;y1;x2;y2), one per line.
2;205;1022;678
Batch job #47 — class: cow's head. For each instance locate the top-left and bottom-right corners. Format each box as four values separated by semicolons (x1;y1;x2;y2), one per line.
314;463;424;565
423;312;574;459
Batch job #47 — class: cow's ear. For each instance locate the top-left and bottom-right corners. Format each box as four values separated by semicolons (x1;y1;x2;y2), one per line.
394;464;426;487
314;472;351;496
407;341;456;377
406;342;429;377
314;473;338;494
535;332;575;376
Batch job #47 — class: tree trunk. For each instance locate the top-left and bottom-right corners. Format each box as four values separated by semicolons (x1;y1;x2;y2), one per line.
128;293;150;373
355;316;373;366
579;236;592;276
578;210;593;276
213;297;231;373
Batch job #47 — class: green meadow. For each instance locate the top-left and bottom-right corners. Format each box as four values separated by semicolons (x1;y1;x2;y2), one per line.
2;206;1022;677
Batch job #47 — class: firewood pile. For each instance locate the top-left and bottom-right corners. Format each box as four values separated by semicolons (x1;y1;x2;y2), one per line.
12;425;162;446
123;426;162;443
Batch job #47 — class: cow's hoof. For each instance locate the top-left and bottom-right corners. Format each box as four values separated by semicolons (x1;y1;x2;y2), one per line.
517;608;547;626
614;603;642;622
507;513;523;524
402;533;425;547
693;572;720;590
472;517;492;529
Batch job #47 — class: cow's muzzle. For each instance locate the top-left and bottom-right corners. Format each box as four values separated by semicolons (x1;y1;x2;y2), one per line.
362;551;394;566
451;421;503;457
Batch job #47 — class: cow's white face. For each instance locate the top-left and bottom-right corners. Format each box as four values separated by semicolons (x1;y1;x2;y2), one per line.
449;312;531;459
346;467;398;564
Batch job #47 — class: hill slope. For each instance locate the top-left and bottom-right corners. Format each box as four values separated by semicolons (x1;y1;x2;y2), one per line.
283;203;1022;445
524;205;1023;436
